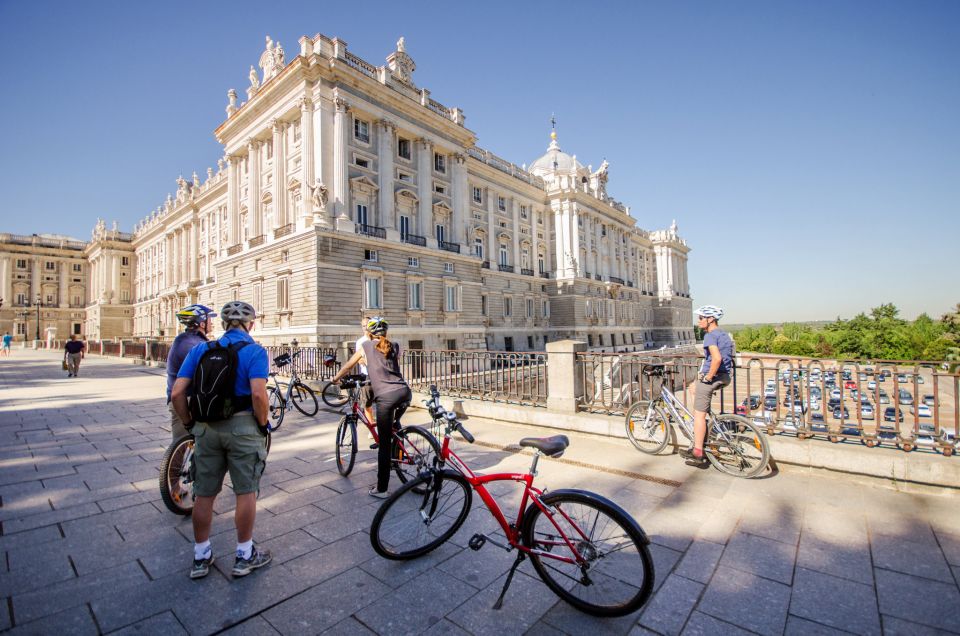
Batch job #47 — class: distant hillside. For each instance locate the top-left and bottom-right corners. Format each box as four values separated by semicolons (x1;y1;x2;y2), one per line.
725;321;832;332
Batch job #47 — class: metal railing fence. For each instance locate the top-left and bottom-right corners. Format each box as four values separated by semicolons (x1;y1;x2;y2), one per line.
265;346;340;381
402;349;547;407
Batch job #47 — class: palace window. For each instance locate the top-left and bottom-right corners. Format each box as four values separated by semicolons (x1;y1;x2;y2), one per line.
364;276;381;309
399;215;410;240
542;299;550;318
277;277;290;310
397;138;411;160
72;263;82;272
435;224;445;244
364;249;378;262
497;196;506;212
526;298;534;318
353;118;369;143
503;296;512;317
16;259;26;269
499;246;508;267
443;262;454;274
45;262;55;270
407;256;419;268
122;256;129;266
472;187;482;204
435;184;446;194
481;295;487;316
473;237;483;260
445;284;461;312
520;205;528;219
355;157;370;169
356;204;369;226
434;153;446;173
408;282;423;310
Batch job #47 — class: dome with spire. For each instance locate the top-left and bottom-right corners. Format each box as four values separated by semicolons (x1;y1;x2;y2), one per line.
528;127;584;177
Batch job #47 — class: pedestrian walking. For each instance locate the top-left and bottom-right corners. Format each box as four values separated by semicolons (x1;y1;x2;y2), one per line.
63;335;85;377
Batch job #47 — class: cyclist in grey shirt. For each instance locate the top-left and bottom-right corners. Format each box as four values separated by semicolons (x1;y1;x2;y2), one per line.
682;305;734;468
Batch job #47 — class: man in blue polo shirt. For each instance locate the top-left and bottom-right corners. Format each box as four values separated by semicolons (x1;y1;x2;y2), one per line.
170;301;272;580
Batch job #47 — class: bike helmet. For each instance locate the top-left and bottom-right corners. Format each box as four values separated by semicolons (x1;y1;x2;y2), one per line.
220;301;257;324
176;304;217;327
695;305;724;321
365;316;388;336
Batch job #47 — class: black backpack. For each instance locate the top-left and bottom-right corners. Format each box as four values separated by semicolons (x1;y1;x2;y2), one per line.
189;340;250;422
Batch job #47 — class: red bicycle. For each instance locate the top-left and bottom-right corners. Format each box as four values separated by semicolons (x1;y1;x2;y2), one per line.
333;374;440;485
369;386;655;617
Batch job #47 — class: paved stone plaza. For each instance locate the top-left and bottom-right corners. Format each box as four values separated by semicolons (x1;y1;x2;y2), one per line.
0;350;958;635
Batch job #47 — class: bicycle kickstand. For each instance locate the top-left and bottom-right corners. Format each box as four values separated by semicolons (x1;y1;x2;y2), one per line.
492;552;526;610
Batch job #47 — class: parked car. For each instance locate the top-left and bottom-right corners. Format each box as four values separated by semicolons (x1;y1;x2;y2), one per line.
922;394;936;407
830;388;842;400
896;373;907;383
747;394;761;409
914;404;932;418
878;425;897;442
878;389;890;404
764;386;777;397
828;396;843;410
832;406;850;420
861;404;875;420
898;389;914;406
884;407;904;423
844;380;857;390
810;386;822;399
763;395;778;410
867;380;877;391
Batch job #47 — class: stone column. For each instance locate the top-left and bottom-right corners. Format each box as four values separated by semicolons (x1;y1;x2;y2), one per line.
417;139;432;239
299;97;320;226
452;153;468;246
59;261;68;307
486;188;497;265
531;209;540;274
272;119;286;229
30;257;41;302
247;139;261;240
511;199;521;270
112;254;120;303
0;257;10;305
583;213;593;276
570;205;581;278
227;156;240;247
553;205;565;279
377;119;395;233
191;222;200;282
332;96;350;222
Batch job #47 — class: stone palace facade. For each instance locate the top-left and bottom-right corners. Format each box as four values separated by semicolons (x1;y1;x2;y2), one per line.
2;32;693;352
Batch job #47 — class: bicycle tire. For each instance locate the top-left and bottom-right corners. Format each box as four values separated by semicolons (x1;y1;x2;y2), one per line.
267;386;285;430
521;489;654;617
706;414;770;479
321;382;349;408
159;434;195;515
369;469;472;560
335;415;357;476
291;382;319;417
624;401;670;454
392;425;441;486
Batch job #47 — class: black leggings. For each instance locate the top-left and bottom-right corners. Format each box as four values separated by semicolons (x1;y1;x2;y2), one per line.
374;388;412;492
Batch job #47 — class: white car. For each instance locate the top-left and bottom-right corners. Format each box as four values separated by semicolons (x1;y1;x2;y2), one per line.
764;386;777;397
861;404;875;420
867;381;877;391
915;404;932;417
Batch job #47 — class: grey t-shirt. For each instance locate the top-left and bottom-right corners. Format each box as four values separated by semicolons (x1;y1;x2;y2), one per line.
701;329;735;375
361;340;408;394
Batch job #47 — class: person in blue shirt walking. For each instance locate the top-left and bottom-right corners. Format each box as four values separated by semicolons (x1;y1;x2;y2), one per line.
2;332;12;357
171;301;273;579
681;305;735;469
166;304;216;440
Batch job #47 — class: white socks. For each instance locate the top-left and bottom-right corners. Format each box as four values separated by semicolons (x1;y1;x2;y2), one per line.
194;540;211;561
237;539;253;559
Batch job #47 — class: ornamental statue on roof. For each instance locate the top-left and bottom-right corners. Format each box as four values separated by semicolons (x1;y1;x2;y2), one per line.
387;36;416;85
258;35;285;83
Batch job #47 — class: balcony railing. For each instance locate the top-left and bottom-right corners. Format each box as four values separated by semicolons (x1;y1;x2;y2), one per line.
439;240;461;253
540;272;552;279
226;244;242;255
274;224;294;239
609;276;625;285
481;261;490;269
498;264;514;273
402;233;427;246
356;223;386;239
248;235;265;248
521;268;534;276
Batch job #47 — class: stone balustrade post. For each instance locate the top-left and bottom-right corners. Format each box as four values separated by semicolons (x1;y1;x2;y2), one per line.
545;340;587;413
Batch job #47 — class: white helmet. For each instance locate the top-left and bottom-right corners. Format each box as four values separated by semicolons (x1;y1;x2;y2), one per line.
220;301;257;324
695;305;724;321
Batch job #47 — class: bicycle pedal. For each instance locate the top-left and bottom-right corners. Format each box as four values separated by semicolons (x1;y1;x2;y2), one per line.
468;534;487;551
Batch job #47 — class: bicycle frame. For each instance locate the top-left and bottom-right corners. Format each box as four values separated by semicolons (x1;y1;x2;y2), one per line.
270;351;305;410
435;433;590;566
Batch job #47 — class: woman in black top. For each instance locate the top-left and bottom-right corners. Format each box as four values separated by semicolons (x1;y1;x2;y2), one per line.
331;317;412;498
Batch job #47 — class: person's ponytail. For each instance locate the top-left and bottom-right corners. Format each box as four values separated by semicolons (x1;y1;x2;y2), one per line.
375;334;392;356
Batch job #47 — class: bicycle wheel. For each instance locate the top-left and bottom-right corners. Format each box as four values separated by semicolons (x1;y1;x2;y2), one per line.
291;382;319;417
321;381;349;408
624;401;670;454
335;415;357;476
267;386;285;430
706;414;770;479
521;489;654;617
370;469;473;560
392;425;441;486
159;434;195;515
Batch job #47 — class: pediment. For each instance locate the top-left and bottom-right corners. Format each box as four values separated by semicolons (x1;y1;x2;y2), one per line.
350;175;379;191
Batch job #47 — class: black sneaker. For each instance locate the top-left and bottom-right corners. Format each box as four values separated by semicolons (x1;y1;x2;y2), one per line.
190;554;214;579
232;546;272;577
685;455;710;469
678;447;697;459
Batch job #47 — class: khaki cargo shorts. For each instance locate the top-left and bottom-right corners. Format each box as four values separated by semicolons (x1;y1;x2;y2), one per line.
191;412;267;497
693;373;731;412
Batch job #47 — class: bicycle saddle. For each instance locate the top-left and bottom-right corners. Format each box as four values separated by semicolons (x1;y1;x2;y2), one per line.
519;435;569;458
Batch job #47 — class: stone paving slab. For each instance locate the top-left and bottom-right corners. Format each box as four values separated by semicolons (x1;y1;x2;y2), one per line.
1;350;959;635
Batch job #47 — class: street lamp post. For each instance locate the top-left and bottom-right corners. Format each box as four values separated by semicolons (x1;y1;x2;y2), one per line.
34;295;42;341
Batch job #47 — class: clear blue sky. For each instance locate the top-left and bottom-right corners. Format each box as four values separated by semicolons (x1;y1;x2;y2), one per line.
2;1;957;323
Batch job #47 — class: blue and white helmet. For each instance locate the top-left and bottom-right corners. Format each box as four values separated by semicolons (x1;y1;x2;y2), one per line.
695;305;724;321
